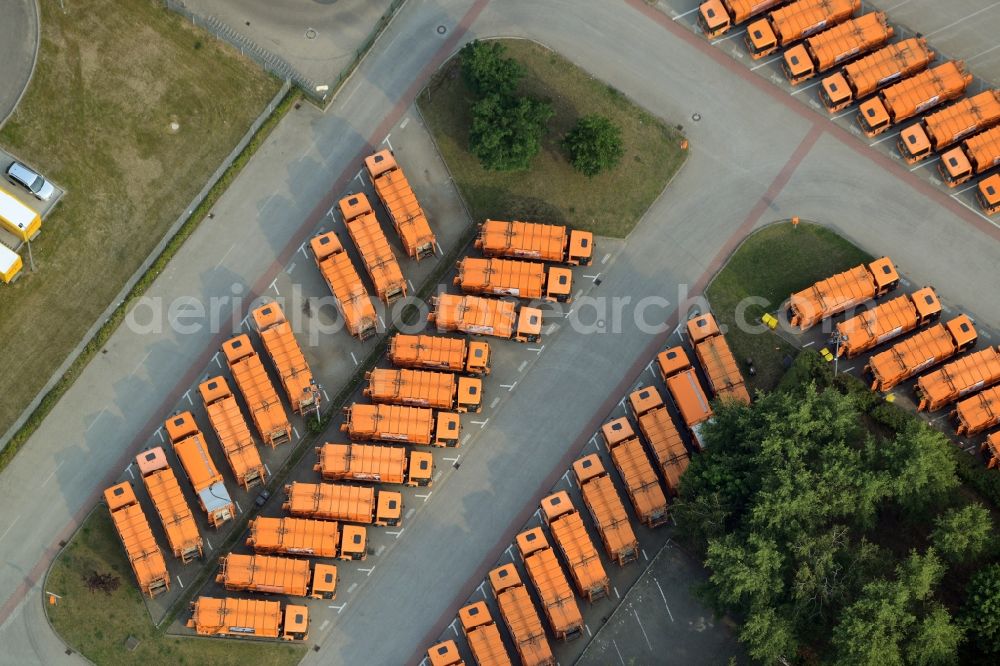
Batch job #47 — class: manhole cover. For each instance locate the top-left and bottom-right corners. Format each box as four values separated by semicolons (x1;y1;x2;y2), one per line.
437;25;447;35
305;28;318;40
692;112;701;122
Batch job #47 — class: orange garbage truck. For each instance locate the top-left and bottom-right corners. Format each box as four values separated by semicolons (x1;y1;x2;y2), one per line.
745;0;858;60
365;149;437;261
979;173;1000;215
819;37;934;113
364;368;483;413
283;481;403;527
601;416;669;527
455;257;573;303
628;385;690;496
787;256;899;330
341;403;461;447
428;294;543;343
216;553;339;599
198;376;266;490
427;640;465;666
247;516;368;561
540;491;610;602
697;0;785;38
687;312;751;404
916;347;1000;412
310;230;378;340
104;482;170;598
857;61;972;137
135;447;203;563
165;412;235;528
657;346;714;450
389;333;491;375
475;219;593;266
489;564;554;666
572;454;639;566
782;12;892;86
222;334;292;447
339;193;407;304
939;125;1000;188
515;527;584;641
834;287;941;358
252;301;321;418
459;601;513;666
898;90;1000;164
187;597;309;640
865;314;977;392
982;431;1000;469
954;385;1000;436
314;442;434;487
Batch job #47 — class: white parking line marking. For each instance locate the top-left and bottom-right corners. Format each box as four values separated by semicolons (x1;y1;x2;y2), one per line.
869;131;899;146
500;382;517;391
590;434;599;449
354;169;364;184
444;456;460;464
490;397;500;409
926;2;1000;37
952;182;980;196
583;273;600;281
215;243;237;268
323;389;330;402
184;390;193;405
348;583;358;594
359;567;375;576
270;278;280;295
655;578;675;622
286;262;296;274
400;117;410;130
376;545;385;556
791;80;822;94
387;529;404;538
86;410;107;433
505;544;515;561
471;419;489;428
711;30;746;44
406;508;415;519
407;279;414;290
968;42;1000;62
293;427;300;440
264;464;271;477
614;586;620;599
517;361;528;372
911;157;939;171
320;619;330;633
415;492;432;501
449;619;459;636
351;352;358;366
0;516;21;544
601;253;611;265
329;603;346;613
803;341;815;347
673;7;699;20
213;351;222;368
206;538;213;551
751;55;782;71
642;549;648;561
844;366;855;373
235;501;242;514
382;133;392;150
299;241;308;257
176;575;185;588
562;470;575;488
952;196;1000;229
612;639;627;666
832;109;856;120
461;433;471;446
378;315;386;329
527;346;544;353
564;309;574;318
42;461;64;487
476;581;487;598
126;464;134;480
635;609;653;649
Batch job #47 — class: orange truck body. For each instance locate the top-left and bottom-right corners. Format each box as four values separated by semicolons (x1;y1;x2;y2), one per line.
865;314;977;392
628;386;690;496
979;173;1000;215
916;347;1000;412
283;481;403;527
601;416;669;527
541;491;610;602
222;334;292;447
135;447;203;563
165;412;235;529
515;527;584;642
834;287;941;358
104;482;170;598
687;313;751;404
657;346;714;450
745;0;858;60
898;90;1000;163
857;61;972;137
252;302;321;417
782;12;892;85
788;256;899;329
339;193;407;304
310;231;378;340
489;564;554;666
427;640;465;666
198;376;266;490
365;149;437;261
428;294;543;343
572;455;639;566
217;553;339;599
187;597;309;641
820;38;934;113
455;257;573;303
365;367;483;413
475;219;593;266
697;0;785;38
954;385;1000;436
939;125;1000;187
247;516;368;561
341;403;461;447
314;442;434;487
983;431;1000;469
389;333;491;375
459;601;513;666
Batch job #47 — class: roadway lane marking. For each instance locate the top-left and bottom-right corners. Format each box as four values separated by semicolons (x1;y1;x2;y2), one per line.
214;243;237;268
634;609;653;649
926;2;1000;37
601;253;611;265
612;639;627;666
348;583;358;594
791;80;822;95
0;516;20;544
376;545;385;556
320;619;330;633
655;578;675;622
750;55;782;71
517;361;528;372
86;410;107;433
490;397;500;409
42;461;64;487
400;117;410;130
130;350;152;377
270;278;280;295
406;508;415;520
673;7;699;20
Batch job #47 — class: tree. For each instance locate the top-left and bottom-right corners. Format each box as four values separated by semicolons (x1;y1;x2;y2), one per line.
906;605;963;666
962;563;1000;654
880;422;958;511
562;114;625;177
932;503;992;564
459;40;525;97
469;93;553;171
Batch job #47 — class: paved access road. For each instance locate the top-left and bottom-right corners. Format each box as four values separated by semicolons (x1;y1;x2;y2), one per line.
0;0;37;128
2;0;1000;664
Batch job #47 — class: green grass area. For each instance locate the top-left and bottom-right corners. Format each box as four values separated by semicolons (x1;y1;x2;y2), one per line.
705;221;873;391
46;508;305;665
0;0;279;440
417;39;687;238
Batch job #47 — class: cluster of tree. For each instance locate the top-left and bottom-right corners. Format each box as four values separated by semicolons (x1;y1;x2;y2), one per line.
458;41;624;176
674;365;1000;664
